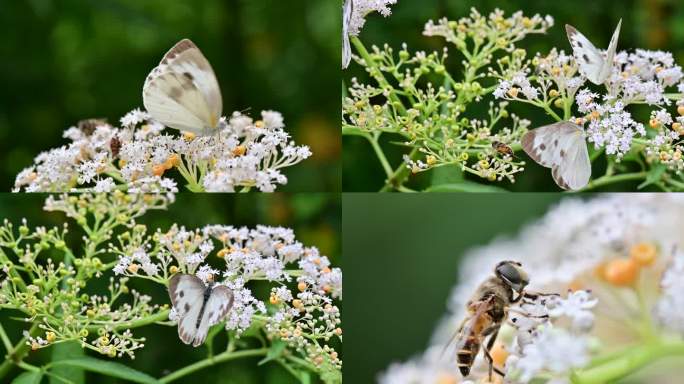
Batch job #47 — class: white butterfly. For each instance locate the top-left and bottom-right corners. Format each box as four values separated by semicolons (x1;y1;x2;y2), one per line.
521;121;591;191
168;274;234;347
565;20;622;85
143;39;223;136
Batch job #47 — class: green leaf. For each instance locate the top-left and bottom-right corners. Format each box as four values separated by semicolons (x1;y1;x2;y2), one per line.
425;181;508;193
258;339;287;366
50;357;159;384
430;164;464;186
12;371;43;384
638;164;667;189
51;341;84;384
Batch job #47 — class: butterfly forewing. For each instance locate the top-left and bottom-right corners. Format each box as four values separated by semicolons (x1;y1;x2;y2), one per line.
566;25;606;84
143;39;223;136
566;21;621;85
601;19;622;82
522;121;591;191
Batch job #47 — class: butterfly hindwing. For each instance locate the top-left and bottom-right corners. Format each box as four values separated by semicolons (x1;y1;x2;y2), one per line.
522;121;591;191
191;285;234;347
143;39;222;135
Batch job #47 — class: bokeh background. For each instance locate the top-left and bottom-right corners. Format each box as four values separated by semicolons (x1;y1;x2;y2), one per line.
343;193;580;383
343;0;684;191
0;0;340;192
0;193;341;383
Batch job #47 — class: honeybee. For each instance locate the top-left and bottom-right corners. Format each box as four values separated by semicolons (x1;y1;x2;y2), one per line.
447;261;551;380
491;141;515;158
77;118;108;136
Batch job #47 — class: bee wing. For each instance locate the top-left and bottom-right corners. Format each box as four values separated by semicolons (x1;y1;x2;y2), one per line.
442;300;491;357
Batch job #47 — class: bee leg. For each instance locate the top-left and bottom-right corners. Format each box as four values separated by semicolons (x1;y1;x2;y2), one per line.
508;307;549;319
481;326;506;379
523;291;560;300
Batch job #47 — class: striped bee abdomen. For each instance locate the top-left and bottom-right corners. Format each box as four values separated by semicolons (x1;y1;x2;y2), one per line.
456;334;481;376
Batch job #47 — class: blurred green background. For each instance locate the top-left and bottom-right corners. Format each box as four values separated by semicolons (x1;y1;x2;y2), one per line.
0;193;341;383
343;193;583;383
343;0;684;191
0;0;340;192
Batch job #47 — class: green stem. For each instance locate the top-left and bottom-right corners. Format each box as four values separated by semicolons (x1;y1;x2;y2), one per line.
366;133;393;178
158;348;268;383
0;323;12;352
350;37;405;115
0;322;40;379
379;148;418;192
579;172;647;191
86;309;169;332
573;342;684;384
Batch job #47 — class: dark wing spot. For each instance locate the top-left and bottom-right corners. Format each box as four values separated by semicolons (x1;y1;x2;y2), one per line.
170;87;183;100
560;149;566;158
208;311;214;320
184;303;190;312
582;54;591;63
183;72;194;81
554;139;559;147
539;143;546;150
179;290;184;298
576;41;583;48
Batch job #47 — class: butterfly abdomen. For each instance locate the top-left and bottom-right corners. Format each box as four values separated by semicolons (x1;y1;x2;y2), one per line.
196;287;212;329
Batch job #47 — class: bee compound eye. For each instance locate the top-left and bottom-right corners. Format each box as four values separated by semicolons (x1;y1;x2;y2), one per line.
496;262;523;285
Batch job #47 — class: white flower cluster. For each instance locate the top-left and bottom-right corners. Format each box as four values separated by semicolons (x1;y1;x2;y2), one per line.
14;108;311;193
576;93;645;158
493;71;540;100
342;0;399;68
112;224;342;338
494;37;684;161
346;0;398;38
379;194;684;383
